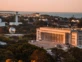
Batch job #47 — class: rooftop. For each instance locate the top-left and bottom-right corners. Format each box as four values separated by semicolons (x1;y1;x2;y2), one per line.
38;27;82;32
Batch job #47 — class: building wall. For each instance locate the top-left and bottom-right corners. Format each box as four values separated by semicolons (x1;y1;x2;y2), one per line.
71;32;77;46
0;23;5;27
36;27;70;45
77;32;82;47
40;32;65;44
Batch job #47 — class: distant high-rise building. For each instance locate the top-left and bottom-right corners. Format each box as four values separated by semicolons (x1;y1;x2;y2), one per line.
9;12;22;26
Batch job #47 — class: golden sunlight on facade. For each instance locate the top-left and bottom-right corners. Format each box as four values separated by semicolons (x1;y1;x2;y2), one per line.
36;27;82;47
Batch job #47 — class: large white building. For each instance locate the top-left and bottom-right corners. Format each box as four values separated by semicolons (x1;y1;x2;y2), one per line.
36;27;82;48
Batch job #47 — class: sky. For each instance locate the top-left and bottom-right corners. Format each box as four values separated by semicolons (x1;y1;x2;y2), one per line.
0;0;82;12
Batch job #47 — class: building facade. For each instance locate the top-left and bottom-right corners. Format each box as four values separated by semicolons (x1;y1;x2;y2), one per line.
36;27;82;47
0;18;6;27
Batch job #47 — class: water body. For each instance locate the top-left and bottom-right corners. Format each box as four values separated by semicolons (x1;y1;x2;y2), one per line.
40;12;82;18
19;12;82;18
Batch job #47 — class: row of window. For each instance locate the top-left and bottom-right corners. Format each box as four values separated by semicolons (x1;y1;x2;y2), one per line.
41;32;64;43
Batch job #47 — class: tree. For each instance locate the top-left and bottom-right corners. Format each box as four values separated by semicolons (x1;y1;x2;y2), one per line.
4;50;14;59
68;47;82;62
77;18;82;28
51;48;78;62
18;60;23;62
6;59;13;62
30;49;54;62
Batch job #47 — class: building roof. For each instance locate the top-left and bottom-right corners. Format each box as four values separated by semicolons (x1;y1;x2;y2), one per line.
38;27;82;33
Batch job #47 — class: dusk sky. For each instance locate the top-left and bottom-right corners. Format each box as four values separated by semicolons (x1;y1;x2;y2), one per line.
0;0;82;12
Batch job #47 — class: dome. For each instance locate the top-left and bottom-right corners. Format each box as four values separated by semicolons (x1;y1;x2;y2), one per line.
9;27;16;34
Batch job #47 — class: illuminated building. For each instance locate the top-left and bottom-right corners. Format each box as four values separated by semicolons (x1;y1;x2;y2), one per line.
36;27;82;47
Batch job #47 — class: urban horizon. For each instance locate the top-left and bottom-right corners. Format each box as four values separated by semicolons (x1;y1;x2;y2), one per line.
0;0;82;62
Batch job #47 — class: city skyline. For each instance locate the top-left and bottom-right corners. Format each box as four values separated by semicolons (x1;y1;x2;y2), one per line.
0;0;82;12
